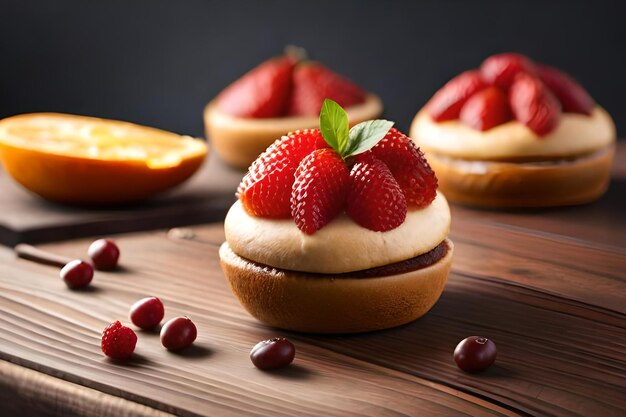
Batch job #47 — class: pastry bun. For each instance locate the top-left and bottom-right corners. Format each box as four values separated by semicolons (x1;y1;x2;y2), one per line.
219;240;453;334
425;145;615;207
204;94;383;169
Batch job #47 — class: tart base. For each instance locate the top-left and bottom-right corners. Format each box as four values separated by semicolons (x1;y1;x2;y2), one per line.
426;145;615;208
219;239;453;334
204;94;383;169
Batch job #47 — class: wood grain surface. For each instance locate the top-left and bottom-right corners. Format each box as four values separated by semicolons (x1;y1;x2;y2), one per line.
0;360;175;417
0;143;625;416
1;217;625;416
0;151;241;247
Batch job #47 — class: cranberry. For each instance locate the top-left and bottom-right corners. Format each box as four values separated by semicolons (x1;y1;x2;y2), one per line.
60;260;94;289
250;338;295;370
454;336;497;373
88;239;120;270
129;297;165;330
160;317;197;351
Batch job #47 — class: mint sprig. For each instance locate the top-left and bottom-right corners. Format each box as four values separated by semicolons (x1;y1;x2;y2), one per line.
319;99;350;154
319;99;393;159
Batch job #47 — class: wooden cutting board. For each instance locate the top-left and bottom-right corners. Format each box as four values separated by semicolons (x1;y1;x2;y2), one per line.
0;151;242;247
1;198;625;416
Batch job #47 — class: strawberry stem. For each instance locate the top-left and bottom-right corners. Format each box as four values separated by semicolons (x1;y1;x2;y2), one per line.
284;45;308;61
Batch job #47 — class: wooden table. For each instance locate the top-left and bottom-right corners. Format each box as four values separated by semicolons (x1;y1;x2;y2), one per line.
1;144;625;417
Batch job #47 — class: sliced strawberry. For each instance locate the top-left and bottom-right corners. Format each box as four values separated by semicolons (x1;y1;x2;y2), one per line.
460;86;513;131
291;148;350;234
370;128;437;208
480;53;537;90
289;63;366;116
217;56;296;118
346;153;407;232
537;65;594;115
427;70;487;122
238;129;328;217
509;73;562;136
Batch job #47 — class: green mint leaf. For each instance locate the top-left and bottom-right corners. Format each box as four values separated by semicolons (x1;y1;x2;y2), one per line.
345;119;394;157
319;99;349;154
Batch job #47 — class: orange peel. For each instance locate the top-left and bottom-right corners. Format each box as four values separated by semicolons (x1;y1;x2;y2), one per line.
0;113;208;204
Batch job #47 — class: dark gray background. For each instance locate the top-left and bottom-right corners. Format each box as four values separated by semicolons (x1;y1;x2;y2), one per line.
1;0;624;137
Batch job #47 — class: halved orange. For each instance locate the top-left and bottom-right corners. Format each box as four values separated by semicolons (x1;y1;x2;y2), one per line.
0;113;208;205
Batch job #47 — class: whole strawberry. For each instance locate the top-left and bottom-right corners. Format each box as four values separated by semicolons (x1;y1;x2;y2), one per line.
370;128;437;208
237;129;328;217
239;99;438;234
428;70;487;122
537;65;594;115
101;320;137;360
509;73;562;136
217;55;296;118
289;62;366;116
480;53;537;90
346;153;407;231
291;148;350;234
460;86;513;131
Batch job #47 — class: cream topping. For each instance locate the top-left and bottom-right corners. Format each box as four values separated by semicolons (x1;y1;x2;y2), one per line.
224;192;451;274
206;94;383;134
410;106;615;160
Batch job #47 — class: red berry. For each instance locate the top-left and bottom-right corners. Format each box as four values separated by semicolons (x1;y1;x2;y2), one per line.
370;128;437;208
346;153;407;232
60;260;93;289
454;336;497;373
129;297;165;330
291;148;350;234
537;65;594;115
238;129;328;218
250;338;295;370
460;86;513;131
88;239;120;271
480;53;536;89
217;55;296;118
101;321;137;360
509;73;562;136
160;317;197;351
289;62;366;116
427;70;488;122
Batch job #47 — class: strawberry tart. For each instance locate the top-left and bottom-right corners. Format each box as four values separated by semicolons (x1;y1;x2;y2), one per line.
204;50;383;169
410;53;616;207
219;100;452;333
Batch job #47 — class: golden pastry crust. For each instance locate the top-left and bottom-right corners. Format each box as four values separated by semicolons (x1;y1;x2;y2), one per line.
425;145;614;207
219;239;453;333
